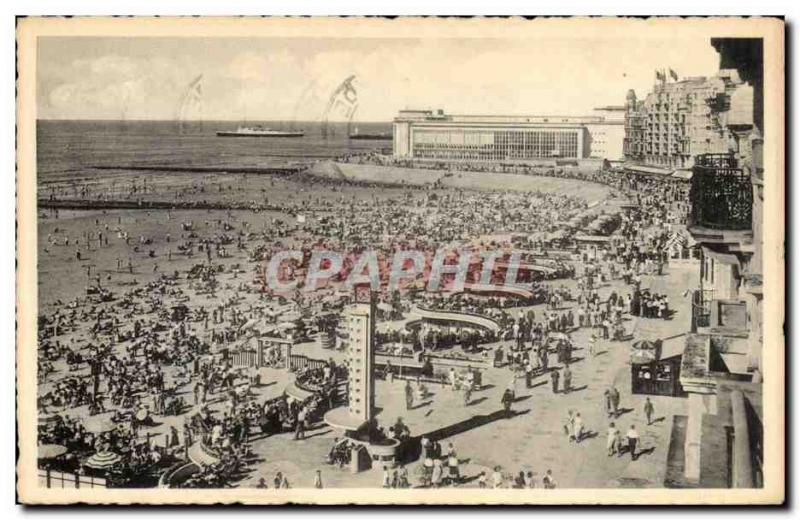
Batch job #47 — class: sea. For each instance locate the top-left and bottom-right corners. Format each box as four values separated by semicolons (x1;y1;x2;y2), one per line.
36;120;392;184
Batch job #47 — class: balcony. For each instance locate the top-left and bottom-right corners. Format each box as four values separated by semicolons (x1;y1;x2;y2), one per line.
690;154;753;231
692;289;750;338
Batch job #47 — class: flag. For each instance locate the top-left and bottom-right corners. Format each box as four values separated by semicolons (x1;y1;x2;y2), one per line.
669;68;678;81
655;69;665;83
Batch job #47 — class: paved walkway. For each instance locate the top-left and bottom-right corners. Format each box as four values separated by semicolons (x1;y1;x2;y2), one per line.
232;264;699;488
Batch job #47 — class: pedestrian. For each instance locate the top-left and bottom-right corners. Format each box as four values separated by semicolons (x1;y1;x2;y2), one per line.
644;397;654;425
542;469;557;489
564;410;576;443
550;369;560;394
431;459;443;488
610;386;620;417
405;380;414;410
477;471;487;488
314;469;323;489
562;365;572;394
524;470;536;488
574;412;584;442
501;388;514;417
294;408;306;440
382;466;391;488
607;422;620;456
626;424;639;460
491;467;504;489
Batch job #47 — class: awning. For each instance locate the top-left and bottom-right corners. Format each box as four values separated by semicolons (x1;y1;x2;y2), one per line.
702;246;741;268
624;164;675;176
671;169;694;180
574;234;612;243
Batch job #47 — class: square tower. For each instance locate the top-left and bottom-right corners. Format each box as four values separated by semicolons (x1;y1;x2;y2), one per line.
345;289;376;424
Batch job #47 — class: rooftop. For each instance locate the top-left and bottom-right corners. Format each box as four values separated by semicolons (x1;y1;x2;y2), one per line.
395;109;622;125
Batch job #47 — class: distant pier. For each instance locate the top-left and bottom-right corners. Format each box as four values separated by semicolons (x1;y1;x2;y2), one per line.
91;165;304;175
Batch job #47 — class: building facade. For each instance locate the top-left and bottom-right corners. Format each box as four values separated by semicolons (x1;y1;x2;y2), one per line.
393;108;624;163
679;38;764;488
624;71;754;170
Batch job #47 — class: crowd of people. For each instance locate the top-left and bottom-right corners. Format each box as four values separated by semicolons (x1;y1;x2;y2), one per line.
37;145;692;489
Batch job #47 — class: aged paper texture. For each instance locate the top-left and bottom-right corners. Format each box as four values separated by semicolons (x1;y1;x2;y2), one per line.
16;16;784;505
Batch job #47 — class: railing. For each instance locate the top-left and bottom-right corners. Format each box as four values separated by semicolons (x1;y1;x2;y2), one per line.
690;154;753;230
38;469;106;489
288;354;328;372
691;289;714;331
696;153;738;169
230;348;258;368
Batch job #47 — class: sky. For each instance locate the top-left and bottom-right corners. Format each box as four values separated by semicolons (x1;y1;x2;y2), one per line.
36;36;721;122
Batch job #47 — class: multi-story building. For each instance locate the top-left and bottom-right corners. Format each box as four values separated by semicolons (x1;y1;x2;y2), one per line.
677;38;764;489
624;71;754;171
393;108;625;163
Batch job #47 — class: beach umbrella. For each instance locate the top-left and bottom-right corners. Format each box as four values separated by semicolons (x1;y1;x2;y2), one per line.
84;450;122;470
276;321;297;331
239;318;258;331
38;444;68;460
82;416;116;434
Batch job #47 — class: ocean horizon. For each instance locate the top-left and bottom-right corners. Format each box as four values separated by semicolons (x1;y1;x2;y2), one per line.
36;119;392;183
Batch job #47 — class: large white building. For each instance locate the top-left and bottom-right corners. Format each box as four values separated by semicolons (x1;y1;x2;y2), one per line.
392;108;625;162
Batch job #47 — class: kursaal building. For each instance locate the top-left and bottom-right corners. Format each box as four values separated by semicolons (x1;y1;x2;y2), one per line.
392;108;625;163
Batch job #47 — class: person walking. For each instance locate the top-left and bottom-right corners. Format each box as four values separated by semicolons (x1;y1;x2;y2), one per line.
550;369;560;394
644;397;655;425
626;424;639;460
294;407;306;440
607;422;620;456
431;459;443;488
463;383;472;406
562;365;572;394
610;386;620;418
405;380;414;410
573;412;584;443
501;388;514;417
564;410;576;443
314;469;323;489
